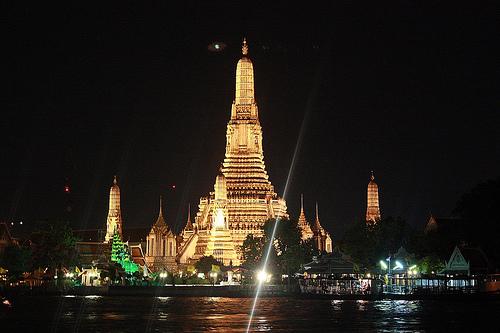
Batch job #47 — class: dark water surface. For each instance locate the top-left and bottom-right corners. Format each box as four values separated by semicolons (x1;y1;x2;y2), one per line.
2;295;499;332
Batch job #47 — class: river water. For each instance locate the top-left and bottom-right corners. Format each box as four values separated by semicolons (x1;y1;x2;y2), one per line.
2;295;498;332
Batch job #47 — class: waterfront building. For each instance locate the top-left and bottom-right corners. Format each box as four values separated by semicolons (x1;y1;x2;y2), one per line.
105;176;123;242
298;251;371;295
177;39;289;265
145;197;178;272
443;245;491;276
366;171;381;224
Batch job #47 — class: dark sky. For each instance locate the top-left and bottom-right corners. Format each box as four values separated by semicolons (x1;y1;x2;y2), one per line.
2;2;498;239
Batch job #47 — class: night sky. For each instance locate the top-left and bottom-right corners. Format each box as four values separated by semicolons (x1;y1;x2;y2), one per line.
2;2;498;238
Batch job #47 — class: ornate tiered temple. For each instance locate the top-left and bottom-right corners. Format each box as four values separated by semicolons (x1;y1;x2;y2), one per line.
177;39;289;266
298;194;314;241
366;171;381;224
105;176;123;242
298;195;332;253
145;197;178;272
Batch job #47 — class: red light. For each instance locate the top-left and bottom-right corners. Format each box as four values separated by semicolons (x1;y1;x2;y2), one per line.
171;185;176;189
64;185;70;193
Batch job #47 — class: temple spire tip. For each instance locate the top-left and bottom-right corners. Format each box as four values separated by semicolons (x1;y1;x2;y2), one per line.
242;38;248;56
158;195;163;217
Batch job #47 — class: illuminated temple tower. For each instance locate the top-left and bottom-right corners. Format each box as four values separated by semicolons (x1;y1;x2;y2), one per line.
177;39;288;265
298;194;314;241
311;203;333;253
105;176;123;242
366;171;381;224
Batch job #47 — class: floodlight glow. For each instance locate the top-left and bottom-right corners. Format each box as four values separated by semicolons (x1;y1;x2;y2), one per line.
380;260;388;270
256;270;268;283
393;261;403;270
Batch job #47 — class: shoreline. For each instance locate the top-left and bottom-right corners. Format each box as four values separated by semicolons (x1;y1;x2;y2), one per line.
3;285;499;301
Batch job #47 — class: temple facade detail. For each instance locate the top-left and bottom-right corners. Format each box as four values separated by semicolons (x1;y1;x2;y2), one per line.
145;196;178;272
177;39;288;265
105;176;123;243
366;171;381;224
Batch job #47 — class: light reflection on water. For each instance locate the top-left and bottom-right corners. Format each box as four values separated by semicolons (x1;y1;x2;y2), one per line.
356;299;369;311
331;299;343;311
2;296;498;332
374;300;422;315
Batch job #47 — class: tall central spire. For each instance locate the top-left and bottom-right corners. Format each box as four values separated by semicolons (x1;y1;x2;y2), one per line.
179;37;288;266
223;38;272;195
233;38;257;118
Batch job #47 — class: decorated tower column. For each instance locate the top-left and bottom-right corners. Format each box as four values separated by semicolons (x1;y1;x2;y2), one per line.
366;171;381;224
105;176;123;243
203;170;240;266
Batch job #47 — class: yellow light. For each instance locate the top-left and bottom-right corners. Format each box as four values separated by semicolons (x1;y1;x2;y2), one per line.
214;208;225;228
257;270;268;283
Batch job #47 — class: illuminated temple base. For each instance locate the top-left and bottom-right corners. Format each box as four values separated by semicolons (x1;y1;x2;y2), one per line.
177;39;289;266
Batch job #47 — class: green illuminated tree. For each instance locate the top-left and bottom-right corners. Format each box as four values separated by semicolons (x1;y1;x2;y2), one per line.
111;233;126;263
110;233;138;274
